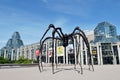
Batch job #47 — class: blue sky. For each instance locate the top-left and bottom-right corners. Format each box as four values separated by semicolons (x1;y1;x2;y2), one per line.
0;0;120;48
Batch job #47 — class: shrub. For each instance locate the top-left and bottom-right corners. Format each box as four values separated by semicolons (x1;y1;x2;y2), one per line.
14;56;32;64
0;56;10;64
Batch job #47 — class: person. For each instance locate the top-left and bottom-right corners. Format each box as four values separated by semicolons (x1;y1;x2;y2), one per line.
35;49;40;62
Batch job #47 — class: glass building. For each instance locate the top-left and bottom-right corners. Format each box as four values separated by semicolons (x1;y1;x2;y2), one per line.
94;21;119;43
0;32;24;60
91;22;120;65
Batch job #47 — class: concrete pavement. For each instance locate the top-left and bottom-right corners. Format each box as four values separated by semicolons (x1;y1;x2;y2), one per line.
0;65;120;80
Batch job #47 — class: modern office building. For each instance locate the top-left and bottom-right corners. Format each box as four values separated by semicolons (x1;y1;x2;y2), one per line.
0;22;120;65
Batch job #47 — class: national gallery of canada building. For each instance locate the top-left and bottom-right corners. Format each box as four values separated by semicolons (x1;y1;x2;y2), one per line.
0;21;120;65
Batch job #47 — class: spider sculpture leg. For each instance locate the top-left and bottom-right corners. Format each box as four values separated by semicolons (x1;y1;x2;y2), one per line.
39;36;61;73
39;24;62;73
72;36;77;69
51;37;54;74
39;24;94;74
38;24;55;72
69;34;83;74
38;56;41;72
74;35;83;74
65;33;83;74
72;27;94;71
39;37;52;72
69;26;94;74
52;27;65;74
68;32;83;74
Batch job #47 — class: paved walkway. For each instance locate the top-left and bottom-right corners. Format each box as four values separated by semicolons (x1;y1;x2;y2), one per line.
0;65;120;80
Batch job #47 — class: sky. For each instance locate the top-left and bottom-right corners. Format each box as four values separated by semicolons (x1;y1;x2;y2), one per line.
0;0;120;48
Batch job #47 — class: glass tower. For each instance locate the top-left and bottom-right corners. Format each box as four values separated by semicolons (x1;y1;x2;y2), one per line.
0;32;24;60
94;21;119;43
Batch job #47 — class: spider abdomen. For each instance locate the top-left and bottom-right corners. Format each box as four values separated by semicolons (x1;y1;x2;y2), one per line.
63;34;68;47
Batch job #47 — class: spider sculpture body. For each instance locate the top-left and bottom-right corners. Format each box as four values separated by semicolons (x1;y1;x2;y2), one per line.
38;24;94;74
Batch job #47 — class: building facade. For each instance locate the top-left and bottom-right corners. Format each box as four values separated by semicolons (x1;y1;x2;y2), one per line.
0;22;120;65
94;21;119;43
92;21;120;65
0;32;24;60
91;42;120;65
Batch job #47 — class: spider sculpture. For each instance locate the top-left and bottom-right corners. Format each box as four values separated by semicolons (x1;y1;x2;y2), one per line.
38;24;94;74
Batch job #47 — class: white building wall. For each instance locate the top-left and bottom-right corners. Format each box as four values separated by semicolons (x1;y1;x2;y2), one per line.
2;39;120;65
117;42;120;64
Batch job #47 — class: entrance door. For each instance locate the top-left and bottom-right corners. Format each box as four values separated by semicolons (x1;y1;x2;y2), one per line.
68;54;75;64
58;56;63;63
